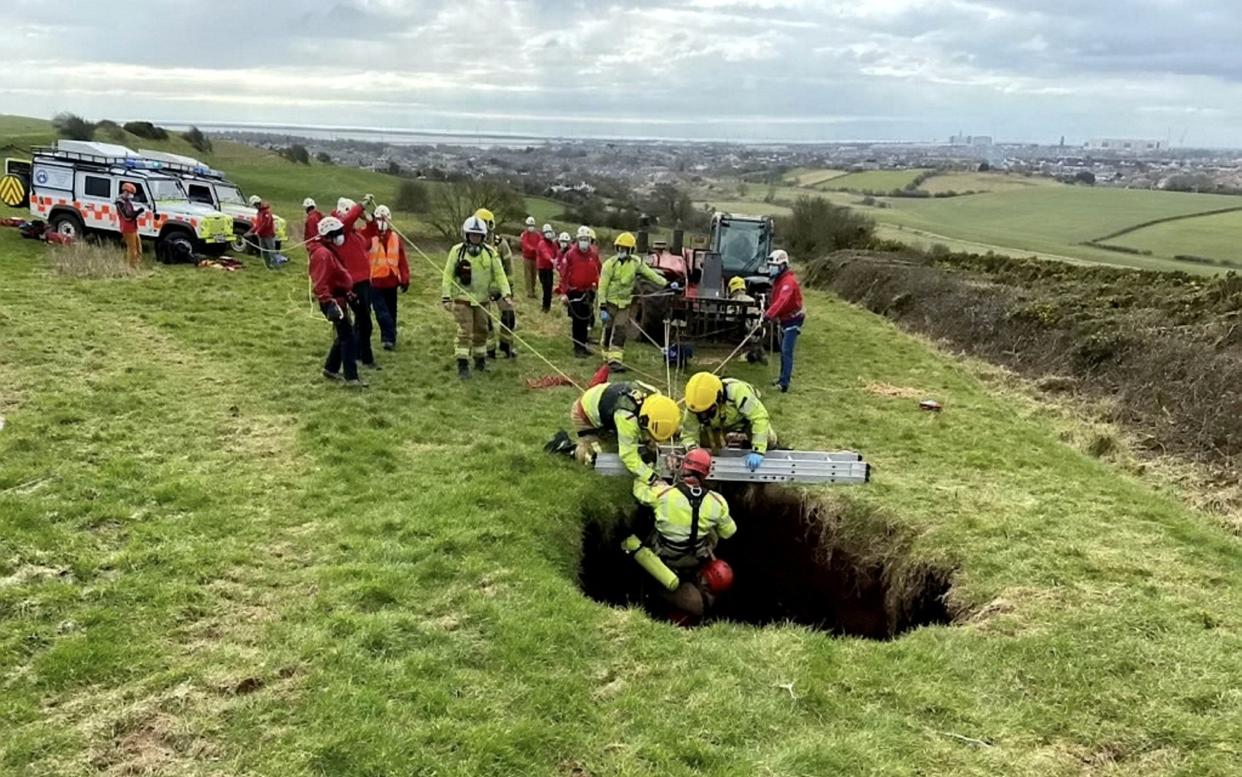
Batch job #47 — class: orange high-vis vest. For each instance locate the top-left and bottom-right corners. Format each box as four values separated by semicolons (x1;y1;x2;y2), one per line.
369;230;401;281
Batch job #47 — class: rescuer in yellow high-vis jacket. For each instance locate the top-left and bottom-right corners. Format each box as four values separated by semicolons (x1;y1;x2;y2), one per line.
680;372;775;472
568;380;681;487
598;232;672;369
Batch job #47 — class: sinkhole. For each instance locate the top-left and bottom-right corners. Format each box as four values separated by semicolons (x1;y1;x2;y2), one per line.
578;485;955;640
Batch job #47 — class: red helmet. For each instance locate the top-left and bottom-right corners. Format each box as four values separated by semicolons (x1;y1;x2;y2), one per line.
121;182;137;194
700;558;734;594
681;448;712;479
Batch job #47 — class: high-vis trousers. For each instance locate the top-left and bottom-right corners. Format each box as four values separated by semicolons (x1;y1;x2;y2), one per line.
601;304;630;364
453;302;489;359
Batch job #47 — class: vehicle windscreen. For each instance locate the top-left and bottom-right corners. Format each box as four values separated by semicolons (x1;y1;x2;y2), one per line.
149;177;189;201
216;185;245;205
716;219;769;274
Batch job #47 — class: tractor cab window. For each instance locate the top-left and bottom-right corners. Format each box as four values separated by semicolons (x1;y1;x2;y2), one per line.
716;219;769;274
187;183;215;205
215;185;245;205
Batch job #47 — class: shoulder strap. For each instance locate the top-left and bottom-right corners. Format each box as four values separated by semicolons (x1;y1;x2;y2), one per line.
676;482;706;554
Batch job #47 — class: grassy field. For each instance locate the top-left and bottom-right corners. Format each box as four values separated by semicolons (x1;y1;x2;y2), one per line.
3;126;1242;775
920;172;1058;195
822;169;933;192
782;168;849;187
1108;209;1242;265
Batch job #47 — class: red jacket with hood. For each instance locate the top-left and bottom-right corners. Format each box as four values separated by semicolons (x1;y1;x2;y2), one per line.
556;244;601;294
536;237;559;271
309;239;353;306
521;230;542;261
250;205;275;238
303;209;323;243
765;270;805;323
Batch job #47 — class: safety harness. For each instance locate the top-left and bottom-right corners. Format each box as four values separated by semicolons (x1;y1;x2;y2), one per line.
675;481;706;558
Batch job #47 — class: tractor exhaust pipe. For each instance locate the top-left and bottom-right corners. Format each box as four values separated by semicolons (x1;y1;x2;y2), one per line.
672;229;684;255
637;229;649;254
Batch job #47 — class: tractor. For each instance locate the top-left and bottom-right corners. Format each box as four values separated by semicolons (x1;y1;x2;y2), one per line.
634;211;775;350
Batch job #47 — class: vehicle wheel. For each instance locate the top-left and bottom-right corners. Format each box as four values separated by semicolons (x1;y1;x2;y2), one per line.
158;231;196;264
49;212;84;241
230;229;252;254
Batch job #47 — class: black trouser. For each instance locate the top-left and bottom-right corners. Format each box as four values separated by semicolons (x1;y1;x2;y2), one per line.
373;285;398;344
567;290;595;353
539;268;554;312
349;280;375;365
324;305;358;380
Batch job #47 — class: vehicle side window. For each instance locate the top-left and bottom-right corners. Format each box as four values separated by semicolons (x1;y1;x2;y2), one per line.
83;176;111;199
187;184;213;204
122;181;149;204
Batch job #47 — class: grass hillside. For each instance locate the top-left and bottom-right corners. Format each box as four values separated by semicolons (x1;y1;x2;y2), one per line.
3;122;1242;776
822;169;934;192
1108;209;1242;265
920;171;1057;195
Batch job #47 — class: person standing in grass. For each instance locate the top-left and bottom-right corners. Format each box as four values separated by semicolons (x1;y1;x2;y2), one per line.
474;208;517;359
302;197;323;243
598;231;674;371
367;205;409;351
442;215;512;379
556;229;601;358
520;215;541;299
332;195;381;371
764;249;804;393
535;223;558;313
245;199;278;268
115;182;145;267
309;216;365;388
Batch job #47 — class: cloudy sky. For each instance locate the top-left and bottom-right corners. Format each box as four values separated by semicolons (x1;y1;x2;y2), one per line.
2;0;1239;145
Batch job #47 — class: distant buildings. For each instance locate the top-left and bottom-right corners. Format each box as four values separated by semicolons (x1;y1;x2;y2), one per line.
949;134;993;147
1086;138;1165;153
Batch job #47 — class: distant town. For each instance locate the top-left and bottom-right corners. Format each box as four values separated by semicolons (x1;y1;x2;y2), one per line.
215;127;1242;197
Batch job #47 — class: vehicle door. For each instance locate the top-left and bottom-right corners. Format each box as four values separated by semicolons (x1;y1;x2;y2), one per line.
75;171;116;231
118;178;155;236
186;181;217;207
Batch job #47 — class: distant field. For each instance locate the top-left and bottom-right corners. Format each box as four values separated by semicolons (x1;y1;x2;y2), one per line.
783;167;849;187
920;171;1057;195
1108;209;1242;265
822;168;933;192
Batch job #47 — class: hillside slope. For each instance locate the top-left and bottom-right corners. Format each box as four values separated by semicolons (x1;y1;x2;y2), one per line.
1;128;1241;776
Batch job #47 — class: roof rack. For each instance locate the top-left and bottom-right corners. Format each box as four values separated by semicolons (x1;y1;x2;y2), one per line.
33;144;170;174
138;149;225;179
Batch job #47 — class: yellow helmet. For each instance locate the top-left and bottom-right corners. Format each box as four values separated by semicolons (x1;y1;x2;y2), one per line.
474;208;495;229
614;231;637;249
684;372;724;414
728;276;747;295
639;394;681;442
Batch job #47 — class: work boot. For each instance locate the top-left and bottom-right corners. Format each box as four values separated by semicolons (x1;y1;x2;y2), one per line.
474;356;487;373
364;362;383;371
543;430;575;456
608;361;627;373
322;369;344;382
344;378;368;389
486;348;497;360
456;359;471;380
381;341;395;351
500;342;517;359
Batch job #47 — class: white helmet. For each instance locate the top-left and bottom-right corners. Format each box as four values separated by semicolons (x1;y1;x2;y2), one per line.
316;216;345;237
542;223;554;236
248;195;261;207
336;197;356;214
767;249;790;267
525;216;537;227
576;225;592;239
374;205;392;220
462;215;488;238
302;197;316;209
558;231;571;243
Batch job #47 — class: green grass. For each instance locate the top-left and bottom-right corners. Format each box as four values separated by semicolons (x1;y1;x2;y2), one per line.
1108;209;1242;264
4;119;1242;776
783;168;849;187
920;172;1058;195
823;169;934;193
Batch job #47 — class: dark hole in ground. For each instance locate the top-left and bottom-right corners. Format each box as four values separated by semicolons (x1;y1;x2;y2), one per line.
578;485;954;640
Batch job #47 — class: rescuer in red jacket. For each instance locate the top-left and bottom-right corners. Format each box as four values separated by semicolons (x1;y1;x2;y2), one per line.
302;197;323;243
557;234;602;357
535;223;559;313
308;216;365;388
245;199;278;268
332;196;380;370
520;215;541;299
367;205;410;351
764;249;805;393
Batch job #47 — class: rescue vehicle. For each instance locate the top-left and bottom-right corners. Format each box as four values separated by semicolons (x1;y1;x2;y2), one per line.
19;140;234;261
137;149;288;254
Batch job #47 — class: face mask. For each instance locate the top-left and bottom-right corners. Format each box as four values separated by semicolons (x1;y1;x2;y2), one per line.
544;232;554;240
332;234;346;247
560;241;570;250
467;243;482;256
578;239;590;251
768;264;782;277
378;221;389;232
618;249;631;259
527;225;536;232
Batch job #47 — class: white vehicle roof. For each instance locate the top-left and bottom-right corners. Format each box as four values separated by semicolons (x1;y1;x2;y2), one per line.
56;140;139;158
138;148;224;178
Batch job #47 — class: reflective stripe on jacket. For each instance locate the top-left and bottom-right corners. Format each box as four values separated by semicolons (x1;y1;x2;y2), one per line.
442;243;511;305
651;483;735;559
369;230;408;288
580;381;659;482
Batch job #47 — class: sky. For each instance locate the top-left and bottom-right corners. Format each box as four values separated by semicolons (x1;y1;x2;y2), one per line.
2;0;1240;146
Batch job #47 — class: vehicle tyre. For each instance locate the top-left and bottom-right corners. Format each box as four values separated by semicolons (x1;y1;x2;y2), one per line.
230;227;254;255
158;230;196;264
49;211;85;241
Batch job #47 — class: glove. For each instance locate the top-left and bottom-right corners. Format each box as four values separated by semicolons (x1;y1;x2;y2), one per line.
669;281;681;291
400;283;409;294
442;298;453;312
600;308;611;324
320;301;344;322
346;290;358;303
745;452;764;472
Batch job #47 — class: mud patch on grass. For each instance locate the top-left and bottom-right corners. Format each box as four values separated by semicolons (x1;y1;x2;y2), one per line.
579;485;954;639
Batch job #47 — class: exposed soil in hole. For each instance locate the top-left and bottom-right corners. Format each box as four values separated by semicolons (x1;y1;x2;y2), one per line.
579;485;955;639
